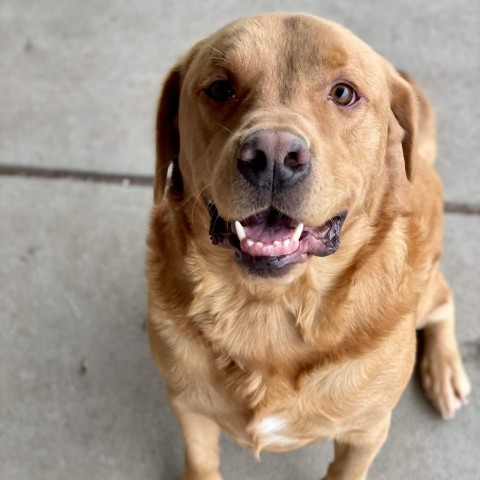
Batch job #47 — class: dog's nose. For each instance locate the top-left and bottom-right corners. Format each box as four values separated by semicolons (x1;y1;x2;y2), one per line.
237;130;311;191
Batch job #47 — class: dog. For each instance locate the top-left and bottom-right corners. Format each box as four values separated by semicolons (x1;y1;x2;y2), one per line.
146;13;471;480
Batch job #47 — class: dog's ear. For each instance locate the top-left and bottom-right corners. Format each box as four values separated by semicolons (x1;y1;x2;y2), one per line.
389;71;418;182
154;67;182;203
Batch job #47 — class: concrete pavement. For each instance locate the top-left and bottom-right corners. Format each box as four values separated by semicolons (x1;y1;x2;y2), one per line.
1;1;479;479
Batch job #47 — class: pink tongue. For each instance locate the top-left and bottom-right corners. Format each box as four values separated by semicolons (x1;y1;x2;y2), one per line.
240;224;299;257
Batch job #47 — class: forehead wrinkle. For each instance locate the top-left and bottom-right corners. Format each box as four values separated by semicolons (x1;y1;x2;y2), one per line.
200;23;283;97
278;19;314;103
217;24;279;71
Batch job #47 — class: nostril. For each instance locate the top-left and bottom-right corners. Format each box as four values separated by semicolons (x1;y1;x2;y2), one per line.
237;147;272;188
250;150;268;173
238;147;268;173
284;144;311;170
284;152;301;169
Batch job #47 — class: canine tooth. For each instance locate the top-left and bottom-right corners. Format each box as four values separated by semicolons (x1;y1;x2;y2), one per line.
283;239;291;247
247;239;254;247
234;221;246;241
292;223;304;242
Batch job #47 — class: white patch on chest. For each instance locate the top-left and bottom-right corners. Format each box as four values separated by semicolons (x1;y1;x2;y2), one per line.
256;416;296;448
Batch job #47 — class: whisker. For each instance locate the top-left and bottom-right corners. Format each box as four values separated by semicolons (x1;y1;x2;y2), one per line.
190;182;215;225
173;194;194;213
209;56;226;62
207;44;225;57
212;123;234;135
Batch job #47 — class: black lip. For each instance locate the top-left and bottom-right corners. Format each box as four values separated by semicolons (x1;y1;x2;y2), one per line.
319;210;348;255
208;202;234;247
234;250;305;278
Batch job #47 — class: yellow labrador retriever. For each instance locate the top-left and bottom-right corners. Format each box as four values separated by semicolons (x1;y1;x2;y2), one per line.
146;13;471;480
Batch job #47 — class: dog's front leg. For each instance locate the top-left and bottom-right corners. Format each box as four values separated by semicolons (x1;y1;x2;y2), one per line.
322;414;391;480
171;399;223;480
418;270;471;419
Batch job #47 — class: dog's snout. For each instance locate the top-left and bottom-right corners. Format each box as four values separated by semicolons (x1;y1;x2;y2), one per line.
237;130;311;191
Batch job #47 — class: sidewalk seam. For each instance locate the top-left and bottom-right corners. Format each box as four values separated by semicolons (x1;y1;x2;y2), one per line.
1;164;479;216
0;165;152;186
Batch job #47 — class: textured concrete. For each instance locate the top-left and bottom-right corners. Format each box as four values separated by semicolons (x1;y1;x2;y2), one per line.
1;178;479;480
1;0;479;203
1;1;479;479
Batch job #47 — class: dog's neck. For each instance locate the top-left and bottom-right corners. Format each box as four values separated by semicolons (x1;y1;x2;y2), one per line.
184;207;402;351
166;153;416;353
155;183;423;409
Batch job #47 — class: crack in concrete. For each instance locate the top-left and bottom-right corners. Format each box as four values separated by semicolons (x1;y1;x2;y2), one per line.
0;165;152;186
1;164;480;216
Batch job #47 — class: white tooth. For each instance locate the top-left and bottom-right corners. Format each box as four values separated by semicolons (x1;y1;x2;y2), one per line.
273;240;281;246
283;239;291;247
255;242;263;248
234;221;246;241
247;239;254;247
292;223;304;242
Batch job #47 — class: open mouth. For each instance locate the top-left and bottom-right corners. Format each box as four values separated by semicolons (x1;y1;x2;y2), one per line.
208;203;347;277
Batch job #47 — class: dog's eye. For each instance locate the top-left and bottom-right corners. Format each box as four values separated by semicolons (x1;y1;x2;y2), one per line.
205;80;235;102
329;83;358;107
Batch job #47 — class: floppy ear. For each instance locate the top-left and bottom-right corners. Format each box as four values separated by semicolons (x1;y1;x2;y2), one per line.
154;67;182;202
390;72;418;182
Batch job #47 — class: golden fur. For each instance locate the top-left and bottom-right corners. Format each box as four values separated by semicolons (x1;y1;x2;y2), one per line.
146;13;471;480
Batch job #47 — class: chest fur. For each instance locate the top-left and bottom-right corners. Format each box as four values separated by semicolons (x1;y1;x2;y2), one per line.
152;265;416;455
171;326;403;455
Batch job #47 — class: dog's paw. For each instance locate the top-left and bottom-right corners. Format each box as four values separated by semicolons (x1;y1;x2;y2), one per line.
420;344;471;419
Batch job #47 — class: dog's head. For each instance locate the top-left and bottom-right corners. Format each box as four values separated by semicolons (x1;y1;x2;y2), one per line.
154;13;417;279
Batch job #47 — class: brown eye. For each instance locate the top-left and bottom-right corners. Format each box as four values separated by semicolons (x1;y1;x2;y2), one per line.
205;80;235;102
330;83;358;106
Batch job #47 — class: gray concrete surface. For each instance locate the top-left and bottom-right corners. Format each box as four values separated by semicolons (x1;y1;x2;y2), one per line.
1;0;479;203
1;1;479;480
